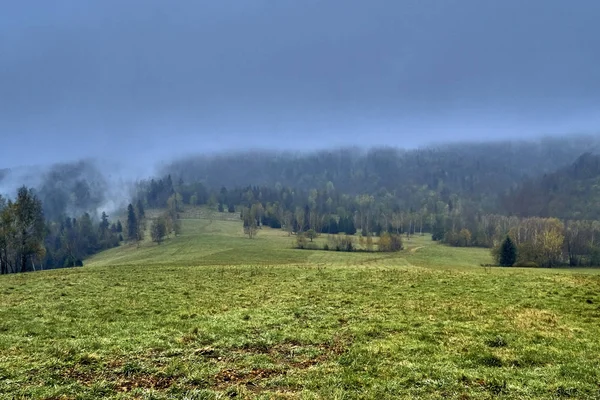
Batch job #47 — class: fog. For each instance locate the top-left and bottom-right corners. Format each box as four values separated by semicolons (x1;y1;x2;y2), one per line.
1;0;599;168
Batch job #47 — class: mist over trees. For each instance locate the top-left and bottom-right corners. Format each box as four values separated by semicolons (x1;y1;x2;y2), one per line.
3;135;600;274
0;160;132;221
161;136;599;211
0;185;122;274
139;135;600;268
503;153;600;220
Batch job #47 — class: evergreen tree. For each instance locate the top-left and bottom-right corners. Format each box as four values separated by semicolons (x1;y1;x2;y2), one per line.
431;214;446;241
328;217;339;234
136;199;145;219
126;204;138;241
99;212;110;238
341;216;356;235
498;236;517;267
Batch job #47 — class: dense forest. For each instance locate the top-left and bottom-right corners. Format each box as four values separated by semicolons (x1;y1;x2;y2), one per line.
502;153;600;220
0;187;122;274
161;135;600;212
2;135;600;274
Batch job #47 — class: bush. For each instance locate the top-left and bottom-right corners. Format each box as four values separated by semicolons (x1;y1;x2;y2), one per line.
151;216;168;244
296;233;307;249
328;235;354;252
444;229;472;247
513;261;539;268
378;232;403;252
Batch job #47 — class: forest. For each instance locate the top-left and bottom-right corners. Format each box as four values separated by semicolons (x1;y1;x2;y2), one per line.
2;135;600;273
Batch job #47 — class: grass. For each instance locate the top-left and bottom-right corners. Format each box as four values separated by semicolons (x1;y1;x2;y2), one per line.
1;208;600;399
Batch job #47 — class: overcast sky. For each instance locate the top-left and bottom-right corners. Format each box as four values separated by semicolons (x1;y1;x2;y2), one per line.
1;0;599;167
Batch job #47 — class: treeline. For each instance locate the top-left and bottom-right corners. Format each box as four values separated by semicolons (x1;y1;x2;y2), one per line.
136;179;436;238
435;211;600;267
44;212;122;269
4;137;600;274
0;187;122;274
134;166;600;268
0;160;120;221
503;153;600;220
161;136;599;214
296;231;403;253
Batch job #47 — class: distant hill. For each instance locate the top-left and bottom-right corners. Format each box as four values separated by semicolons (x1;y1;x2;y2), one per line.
162;135;600;212
502;152;600;220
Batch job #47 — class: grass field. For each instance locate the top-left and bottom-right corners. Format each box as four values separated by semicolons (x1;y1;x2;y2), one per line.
2;209;600;399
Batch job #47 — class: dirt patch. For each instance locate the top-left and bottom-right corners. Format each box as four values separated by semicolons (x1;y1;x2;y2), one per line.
212;334;352;389
115;374;175;392
215;368;280;388
64;366;176;392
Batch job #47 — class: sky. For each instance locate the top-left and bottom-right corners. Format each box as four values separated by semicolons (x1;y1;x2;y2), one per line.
1;0;600;168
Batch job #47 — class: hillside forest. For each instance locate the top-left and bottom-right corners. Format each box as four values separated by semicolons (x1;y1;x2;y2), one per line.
2;135;600;274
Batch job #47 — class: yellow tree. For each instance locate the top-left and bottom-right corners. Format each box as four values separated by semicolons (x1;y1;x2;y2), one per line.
540;218;565;267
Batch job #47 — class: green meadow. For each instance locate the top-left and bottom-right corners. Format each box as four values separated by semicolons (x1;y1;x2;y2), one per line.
1;209;600;399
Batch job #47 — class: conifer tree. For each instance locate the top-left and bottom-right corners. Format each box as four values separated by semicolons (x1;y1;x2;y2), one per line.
126;204;138;241
498;236;517;266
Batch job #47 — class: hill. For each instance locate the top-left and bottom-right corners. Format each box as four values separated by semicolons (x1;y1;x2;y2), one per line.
503;153;600;219
2;211;600;399
162;135;600;212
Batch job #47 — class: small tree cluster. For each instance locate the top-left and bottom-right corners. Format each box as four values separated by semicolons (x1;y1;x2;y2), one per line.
378;232;403;252
328;235;354;252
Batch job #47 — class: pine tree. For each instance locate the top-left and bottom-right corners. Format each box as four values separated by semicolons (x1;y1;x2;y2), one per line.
498;236;517;266
99;212;110;239
126;204;137;241
345;217;357;235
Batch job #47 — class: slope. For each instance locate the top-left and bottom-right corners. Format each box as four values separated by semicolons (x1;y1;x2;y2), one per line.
503;152;600;219
3;212;600;399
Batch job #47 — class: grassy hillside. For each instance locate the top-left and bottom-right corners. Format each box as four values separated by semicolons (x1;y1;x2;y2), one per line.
2;209;600;399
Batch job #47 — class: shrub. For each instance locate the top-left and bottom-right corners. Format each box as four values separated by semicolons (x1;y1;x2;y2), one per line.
328;235;354;252
296;234;307;249
513;261;539;268
378;232;403;252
